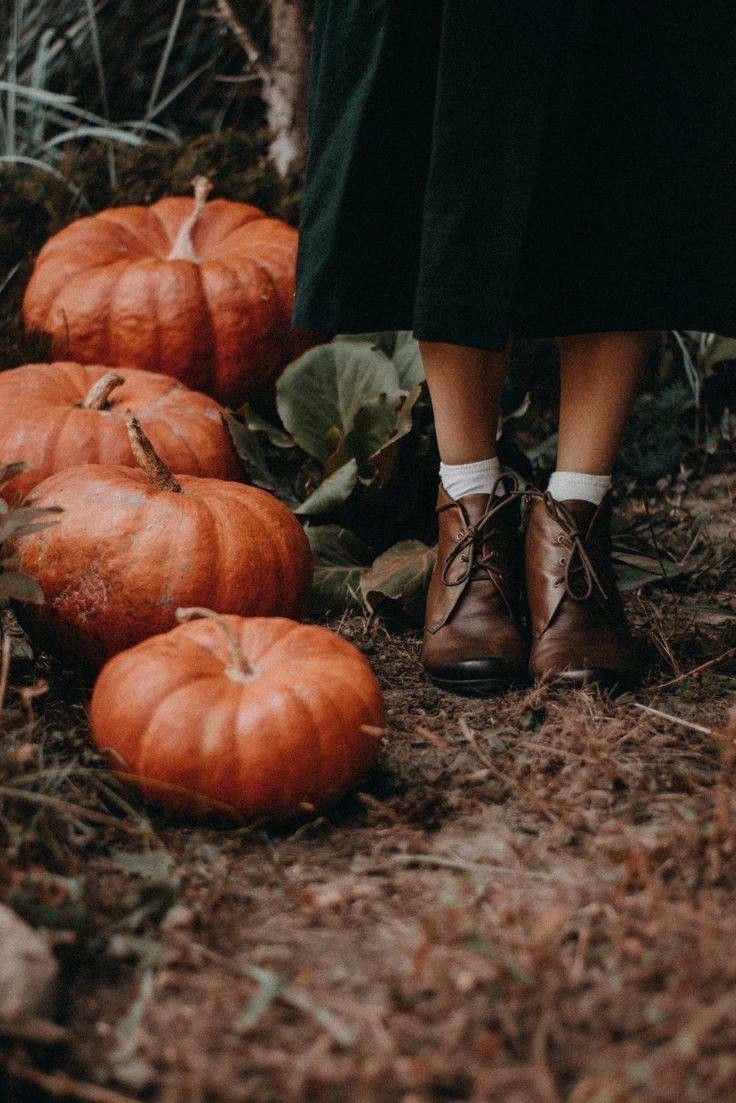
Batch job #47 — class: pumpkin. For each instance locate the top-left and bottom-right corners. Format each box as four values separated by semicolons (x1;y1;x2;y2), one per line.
89;607;385;818
0;362;241;501
13;420;313;669
22;178;320;408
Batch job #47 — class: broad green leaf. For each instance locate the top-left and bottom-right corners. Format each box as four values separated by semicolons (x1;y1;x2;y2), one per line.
242;406;295;448
277;343;400;464
361;540;436;623
369;384;423;487
392;331;425;389
612;551;685;592
700;334;736;373
295;460;359;516
0;571;45;605
223;412;300;508
306;525;373;614
334;332;400;357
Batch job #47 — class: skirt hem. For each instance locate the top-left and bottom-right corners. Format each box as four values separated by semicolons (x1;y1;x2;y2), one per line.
291;302;736;349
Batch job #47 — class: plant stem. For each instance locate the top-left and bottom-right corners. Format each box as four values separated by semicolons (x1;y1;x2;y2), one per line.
167;175;212;262
176;607;254;681
80;371;125;410
126;418;182;493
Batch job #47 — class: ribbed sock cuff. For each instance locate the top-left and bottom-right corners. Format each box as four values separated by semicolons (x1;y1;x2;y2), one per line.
439;456;502;500
547;470;612;506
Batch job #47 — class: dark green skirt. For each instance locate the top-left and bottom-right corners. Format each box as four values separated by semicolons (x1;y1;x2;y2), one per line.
293;1;736;349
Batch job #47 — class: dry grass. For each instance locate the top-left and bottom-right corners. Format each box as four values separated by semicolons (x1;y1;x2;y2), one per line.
1;472;735;1103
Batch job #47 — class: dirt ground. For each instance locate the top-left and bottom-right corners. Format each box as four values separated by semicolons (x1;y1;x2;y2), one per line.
2;471;736;1103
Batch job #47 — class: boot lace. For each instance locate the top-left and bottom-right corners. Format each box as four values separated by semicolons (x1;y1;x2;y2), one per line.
439;476;521;588
542;492;607;603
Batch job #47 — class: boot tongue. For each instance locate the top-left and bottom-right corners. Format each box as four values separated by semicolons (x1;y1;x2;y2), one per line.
456;492;497;524
554;498;599;538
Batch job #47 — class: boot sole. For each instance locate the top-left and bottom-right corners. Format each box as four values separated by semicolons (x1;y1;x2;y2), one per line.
427;672;529;697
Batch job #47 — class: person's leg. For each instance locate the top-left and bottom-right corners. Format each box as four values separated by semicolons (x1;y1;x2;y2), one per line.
417;338;528;695
526;329;659;688
549;330;658;502
418;339;510;499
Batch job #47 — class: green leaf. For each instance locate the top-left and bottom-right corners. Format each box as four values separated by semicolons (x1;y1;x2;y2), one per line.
369;384;423;487
306;526;373;613
392;331;425;389
0;571;45;605
361;540;436;623
277;343;401;464
334;331;400;357
700;334;736;373
223;412;300;508
612;551;685;592
295;461;359;516
242;406;295;448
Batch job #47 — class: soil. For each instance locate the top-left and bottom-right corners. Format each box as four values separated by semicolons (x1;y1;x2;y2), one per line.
1;471;736;1103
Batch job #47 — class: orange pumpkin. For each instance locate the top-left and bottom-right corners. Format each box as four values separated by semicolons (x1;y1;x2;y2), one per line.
0;362;241;500
22;178;319;407
89;608;385;818
13;420;313;669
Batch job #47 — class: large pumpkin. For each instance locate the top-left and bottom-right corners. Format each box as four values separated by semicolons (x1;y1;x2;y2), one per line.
0;362;240;500
22;178;319;407
13;420;313;669
90;608;385;819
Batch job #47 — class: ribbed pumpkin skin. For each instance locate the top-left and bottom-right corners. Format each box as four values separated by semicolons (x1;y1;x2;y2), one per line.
22;197;319;407
89;616;385;818
0;362;241;500
13;468;313;670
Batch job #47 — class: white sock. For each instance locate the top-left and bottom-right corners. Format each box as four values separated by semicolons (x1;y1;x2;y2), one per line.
439;456;502;500
547;470;612;506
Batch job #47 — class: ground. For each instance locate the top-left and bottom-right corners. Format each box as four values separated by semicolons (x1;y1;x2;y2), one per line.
1;471;736;1103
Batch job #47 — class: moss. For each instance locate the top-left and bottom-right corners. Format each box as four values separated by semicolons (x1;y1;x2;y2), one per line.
62;129;302;224
0;131;304;374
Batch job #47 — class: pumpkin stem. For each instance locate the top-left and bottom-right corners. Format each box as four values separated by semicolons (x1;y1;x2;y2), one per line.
167;176;213;263
126;417;182;493
80;371;125;410
176;607;254;682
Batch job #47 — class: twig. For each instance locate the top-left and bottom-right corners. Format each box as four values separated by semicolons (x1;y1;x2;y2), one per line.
0;631;11;718
5;1060;138;1103
213;0;265;75
0;785;151;835
0;1017;70;1045
196;945;355;1046
459;718;560;823
633;703;712;736
648;644;736;691
389;854;569;885
589;989;736;1103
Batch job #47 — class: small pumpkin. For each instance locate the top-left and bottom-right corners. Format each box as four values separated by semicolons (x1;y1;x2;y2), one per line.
90;607;385;819
13;420;313;669
22;178;319;407
0;362;241;500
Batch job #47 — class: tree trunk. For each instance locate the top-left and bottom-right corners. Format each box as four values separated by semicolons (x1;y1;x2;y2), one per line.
265;0;311;176
222;0;311;177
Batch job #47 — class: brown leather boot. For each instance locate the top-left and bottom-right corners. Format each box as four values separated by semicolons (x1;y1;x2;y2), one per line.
421;476;528;695
525;490;640;687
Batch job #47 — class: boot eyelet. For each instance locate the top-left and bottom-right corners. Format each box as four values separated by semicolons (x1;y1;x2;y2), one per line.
460;554;469;563
456;533;464;541
553;577;563;586
559;557;567;565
